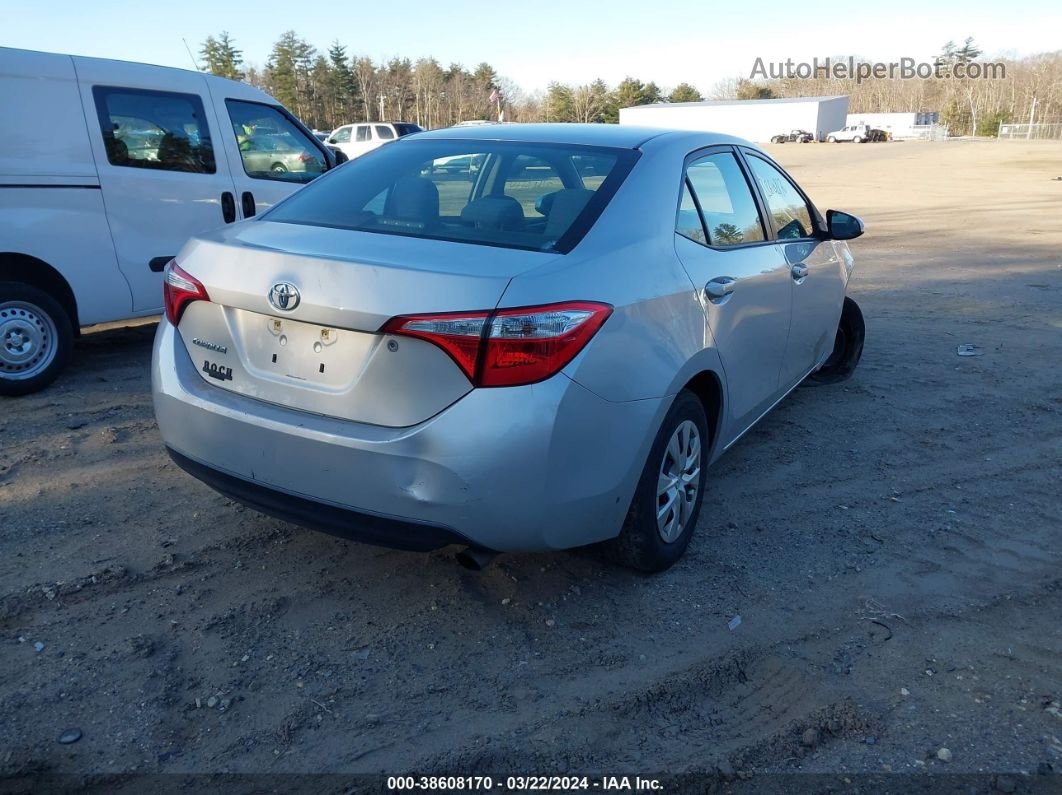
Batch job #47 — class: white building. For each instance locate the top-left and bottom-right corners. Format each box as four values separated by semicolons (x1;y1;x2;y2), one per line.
845;111;940;139
618;96;849;143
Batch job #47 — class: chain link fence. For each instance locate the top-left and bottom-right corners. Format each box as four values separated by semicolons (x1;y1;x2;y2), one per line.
997;122;1062;140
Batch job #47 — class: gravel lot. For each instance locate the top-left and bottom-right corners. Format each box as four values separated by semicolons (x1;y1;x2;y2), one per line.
2;140;1060;791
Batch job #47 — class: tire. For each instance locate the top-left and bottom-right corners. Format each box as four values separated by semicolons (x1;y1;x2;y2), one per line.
603;390;709;572
271;163;287;173
805;296;865;385
827;136;837;143
0;282;74;397
852;136;863;143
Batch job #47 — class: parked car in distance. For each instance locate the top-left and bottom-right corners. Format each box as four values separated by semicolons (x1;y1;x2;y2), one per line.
0;46;339;396
770;129;815;143
240;133;327;178
325;122;423;160
867;128;890;142
427;153;485;178
826;124;871;143
153;123;866;572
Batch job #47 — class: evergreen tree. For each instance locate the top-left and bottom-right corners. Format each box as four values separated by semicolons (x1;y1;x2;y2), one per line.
199;32;244;80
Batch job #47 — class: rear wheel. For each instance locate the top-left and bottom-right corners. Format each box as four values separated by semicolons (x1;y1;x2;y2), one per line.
270;163;287;173
603;391;708;572
805;296;865;385
0;282;73;396
853;135;863;143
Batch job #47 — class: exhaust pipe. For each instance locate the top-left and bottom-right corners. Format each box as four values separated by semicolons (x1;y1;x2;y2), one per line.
456;546;497;571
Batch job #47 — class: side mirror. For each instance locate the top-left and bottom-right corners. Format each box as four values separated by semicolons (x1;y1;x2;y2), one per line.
826;209;864;241
332;148;349;165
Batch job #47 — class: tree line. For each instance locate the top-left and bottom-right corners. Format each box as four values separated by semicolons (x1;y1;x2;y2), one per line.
199;32;1060;135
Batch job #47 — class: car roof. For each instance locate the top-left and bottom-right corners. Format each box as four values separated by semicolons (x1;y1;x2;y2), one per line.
414;123;754;152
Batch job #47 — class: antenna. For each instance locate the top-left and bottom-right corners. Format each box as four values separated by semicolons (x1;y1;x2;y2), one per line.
182;38;201;72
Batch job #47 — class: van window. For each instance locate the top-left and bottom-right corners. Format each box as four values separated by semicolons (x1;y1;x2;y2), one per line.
375;126;396;140
92;87;215;174
330;126;352;144
225;100;327;184
356;126;371;142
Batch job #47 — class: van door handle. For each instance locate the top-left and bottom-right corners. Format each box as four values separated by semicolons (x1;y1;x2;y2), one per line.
705;277;736;303
241;191;256;218
221;192;236;224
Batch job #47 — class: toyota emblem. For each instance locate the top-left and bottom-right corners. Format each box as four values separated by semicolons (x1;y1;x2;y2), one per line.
269;282;301;312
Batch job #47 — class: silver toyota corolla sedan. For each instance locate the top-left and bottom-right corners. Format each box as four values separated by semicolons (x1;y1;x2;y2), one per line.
153;124;865;572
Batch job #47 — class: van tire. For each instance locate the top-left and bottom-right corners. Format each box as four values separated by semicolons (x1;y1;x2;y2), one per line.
602;391;708;572
0;282;73;397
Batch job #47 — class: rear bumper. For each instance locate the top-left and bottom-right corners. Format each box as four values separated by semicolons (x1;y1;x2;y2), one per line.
166;447;471;551
152;320;666;552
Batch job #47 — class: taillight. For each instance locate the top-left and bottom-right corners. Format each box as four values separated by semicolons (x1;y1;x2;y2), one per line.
299;151;316;162
163;260;209;326
382;301;612;388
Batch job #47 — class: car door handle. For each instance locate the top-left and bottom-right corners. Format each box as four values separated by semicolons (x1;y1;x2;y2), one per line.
241;191;256;218
221;192;236;224
791;263;809;281
705;277;736;303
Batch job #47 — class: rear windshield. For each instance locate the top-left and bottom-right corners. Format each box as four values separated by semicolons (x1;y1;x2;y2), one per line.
264;139;639;253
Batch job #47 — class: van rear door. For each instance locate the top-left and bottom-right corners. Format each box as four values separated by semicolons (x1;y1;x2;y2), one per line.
204;79;330;220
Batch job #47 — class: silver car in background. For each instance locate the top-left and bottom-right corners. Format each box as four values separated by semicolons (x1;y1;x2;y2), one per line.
152;124;865;572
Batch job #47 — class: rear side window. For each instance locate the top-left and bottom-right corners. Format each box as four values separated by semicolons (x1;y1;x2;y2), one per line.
93;86;215;174
676;182;706;244
681;152;765;247
744;155;815;240
265;140;639;254
375;125;396;140
226;100;326;184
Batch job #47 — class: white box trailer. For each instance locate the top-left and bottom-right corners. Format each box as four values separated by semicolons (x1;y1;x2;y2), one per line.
619;96;849;143
845;111;940;139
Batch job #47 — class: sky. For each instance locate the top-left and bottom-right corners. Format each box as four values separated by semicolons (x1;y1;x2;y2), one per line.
5;0;1060;95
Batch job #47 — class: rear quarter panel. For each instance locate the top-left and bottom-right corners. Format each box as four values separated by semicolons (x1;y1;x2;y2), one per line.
500;141;719;405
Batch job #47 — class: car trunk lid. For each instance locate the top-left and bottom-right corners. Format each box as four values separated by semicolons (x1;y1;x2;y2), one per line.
173;221;557;427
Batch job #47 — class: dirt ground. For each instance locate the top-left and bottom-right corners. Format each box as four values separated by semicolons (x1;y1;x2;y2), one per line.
2;140;1061;792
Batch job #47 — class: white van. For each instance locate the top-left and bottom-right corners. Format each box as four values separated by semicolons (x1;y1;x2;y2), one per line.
324;122;423;161
0;47;341;395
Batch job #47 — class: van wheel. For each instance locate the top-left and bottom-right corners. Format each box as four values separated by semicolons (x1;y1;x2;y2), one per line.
271;163;287;173
0;283;73;397
603;391;708;572
805;296;865;386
